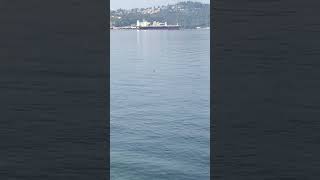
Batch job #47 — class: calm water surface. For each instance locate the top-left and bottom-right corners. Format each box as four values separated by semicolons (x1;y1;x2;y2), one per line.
111;30;210;180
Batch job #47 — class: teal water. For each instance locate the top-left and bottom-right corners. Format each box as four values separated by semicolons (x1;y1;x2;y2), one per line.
111;30;210;180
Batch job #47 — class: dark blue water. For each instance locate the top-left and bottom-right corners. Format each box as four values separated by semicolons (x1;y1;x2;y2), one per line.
111;30;210;180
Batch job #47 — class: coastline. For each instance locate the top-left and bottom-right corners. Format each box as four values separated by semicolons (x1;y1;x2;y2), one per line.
110;27;210;30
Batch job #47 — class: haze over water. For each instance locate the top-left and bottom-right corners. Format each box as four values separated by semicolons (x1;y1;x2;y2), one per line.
111;30;210;180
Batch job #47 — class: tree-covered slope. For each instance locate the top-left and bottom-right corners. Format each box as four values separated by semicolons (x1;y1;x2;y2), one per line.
111;1;210;28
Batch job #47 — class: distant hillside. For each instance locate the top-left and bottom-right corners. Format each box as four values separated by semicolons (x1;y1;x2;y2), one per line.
110;1;210;29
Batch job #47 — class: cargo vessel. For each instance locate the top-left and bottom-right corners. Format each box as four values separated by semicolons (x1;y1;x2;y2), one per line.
136;20;180;30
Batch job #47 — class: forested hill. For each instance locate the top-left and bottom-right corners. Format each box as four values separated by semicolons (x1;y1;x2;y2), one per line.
110;1;210;29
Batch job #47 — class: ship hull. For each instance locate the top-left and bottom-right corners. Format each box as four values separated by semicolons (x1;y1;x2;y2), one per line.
138;26;180;30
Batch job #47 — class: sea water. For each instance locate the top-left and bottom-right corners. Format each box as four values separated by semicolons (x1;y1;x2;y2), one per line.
111;30;210;180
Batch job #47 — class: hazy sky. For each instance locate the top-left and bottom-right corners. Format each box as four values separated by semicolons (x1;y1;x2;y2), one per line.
111;0;210;10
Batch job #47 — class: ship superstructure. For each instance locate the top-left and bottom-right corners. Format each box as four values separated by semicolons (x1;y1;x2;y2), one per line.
136;20;180;30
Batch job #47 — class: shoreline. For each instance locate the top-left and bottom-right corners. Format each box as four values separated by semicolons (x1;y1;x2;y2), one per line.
110;27;210;30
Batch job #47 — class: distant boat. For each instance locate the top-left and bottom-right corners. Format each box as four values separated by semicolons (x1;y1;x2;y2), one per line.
138;25;180;30
136;20;181;30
